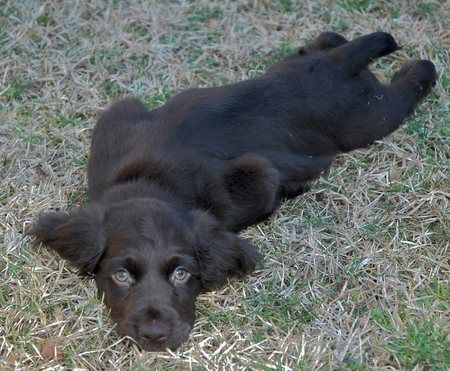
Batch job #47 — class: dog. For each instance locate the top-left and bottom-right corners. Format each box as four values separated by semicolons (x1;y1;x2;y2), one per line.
28;32;437;351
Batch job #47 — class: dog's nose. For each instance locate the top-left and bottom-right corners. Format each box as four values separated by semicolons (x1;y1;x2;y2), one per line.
138;322;170;344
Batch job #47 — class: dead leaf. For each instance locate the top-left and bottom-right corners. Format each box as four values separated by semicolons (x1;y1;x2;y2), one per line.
389;168;402;182
208;19;218;29
34;164;48;178
40;340;63;361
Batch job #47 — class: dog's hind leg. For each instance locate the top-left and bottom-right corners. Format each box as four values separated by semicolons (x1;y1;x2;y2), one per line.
335;60;437;152
267;32;348;74
328;32;399;74
390;60;437;105
299;32;348;55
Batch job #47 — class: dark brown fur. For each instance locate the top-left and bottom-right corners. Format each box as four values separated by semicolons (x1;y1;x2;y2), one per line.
28;32;436;351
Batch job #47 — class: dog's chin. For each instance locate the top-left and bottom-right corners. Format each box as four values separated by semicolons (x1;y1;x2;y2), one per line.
139;322;192;351
117;321;192;352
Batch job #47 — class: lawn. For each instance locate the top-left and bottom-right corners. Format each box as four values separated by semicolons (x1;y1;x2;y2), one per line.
0;0;448;369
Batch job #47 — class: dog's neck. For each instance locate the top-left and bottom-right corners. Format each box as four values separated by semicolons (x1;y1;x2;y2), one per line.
95;177;233;228
96;178;188;209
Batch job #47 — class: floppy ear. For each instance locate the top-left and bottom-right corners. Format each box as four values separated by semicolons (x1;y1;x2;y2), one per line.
27;205;107;276
190;210;263;291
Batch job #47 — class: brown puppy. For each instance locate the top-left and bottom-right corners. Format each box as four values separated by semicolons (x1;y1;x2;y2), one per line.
29;32;437;351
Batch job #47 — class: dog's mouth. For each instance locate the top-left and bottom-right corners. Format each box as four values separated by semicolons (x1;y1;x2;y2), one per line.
117;320;192;351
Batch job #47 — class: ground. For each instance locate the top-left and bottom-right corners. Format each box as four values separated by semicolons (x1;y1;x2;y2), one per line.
0;0;449;369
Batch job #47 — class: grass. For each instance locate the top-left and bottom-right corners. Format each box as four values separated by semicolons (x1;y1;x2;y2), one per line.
1;0;449;369
388;321;449;369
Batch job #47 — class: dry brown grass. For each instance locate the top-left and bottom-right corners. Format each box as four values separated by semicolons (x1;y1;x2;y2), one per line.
1;0;449;369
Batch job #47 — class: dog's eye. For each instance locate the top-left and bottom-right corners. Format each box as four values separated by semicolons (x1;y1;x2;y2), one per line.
112;269;130;284
171;267;190;284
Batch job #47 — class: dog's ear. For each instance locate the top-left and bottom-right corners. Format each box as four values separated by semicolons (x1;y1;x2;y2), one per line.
27;205;107;276
190;210;263;291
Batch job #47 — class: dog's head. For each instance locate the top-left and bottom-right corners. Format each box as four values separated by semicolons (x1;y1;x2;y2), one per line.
28;199;261;351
